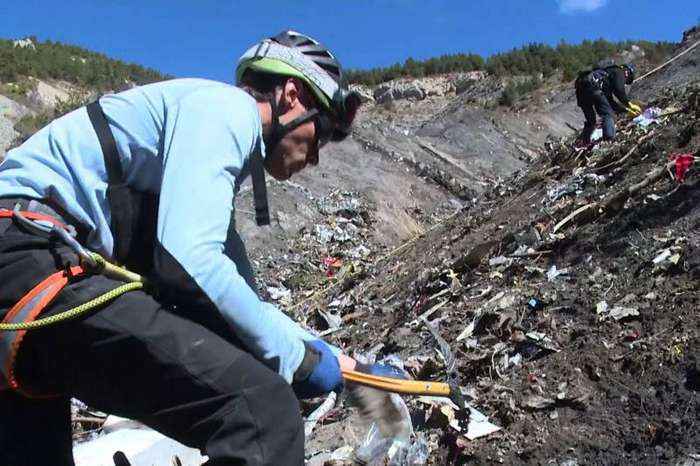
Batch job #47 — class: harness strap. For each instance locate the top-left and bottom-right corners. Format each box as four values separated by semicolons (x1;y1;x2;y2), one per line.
86;100;159;269
86;101;123;184
0;208;67;229
0;265;85;395
251;144;270;226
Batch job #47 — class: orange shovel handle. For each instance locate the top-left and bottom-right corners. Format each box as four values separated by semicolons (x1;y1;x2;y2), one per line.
341;369;452;397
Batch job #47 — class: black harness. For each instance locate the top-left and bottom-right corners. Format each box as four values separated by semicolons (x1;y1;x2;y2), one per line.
576;68;608;92
86;101;159;272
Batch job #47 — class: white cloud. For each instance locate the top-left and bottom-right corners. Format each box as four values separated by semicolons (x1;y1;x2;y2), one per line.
557;0;608;14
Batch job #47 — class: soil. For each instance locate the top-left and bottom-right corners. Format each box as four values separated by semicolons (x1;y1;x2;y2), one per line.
257;35;700;465
16;26;696;466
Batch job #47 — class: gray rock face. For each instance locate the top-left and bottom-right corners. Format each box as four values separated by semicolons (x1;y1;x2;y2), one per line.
371;73;487;104
0;95;29;161
349;84;374;104
12;38;36;50
619;44;646;64
374;81;427;103
0;118;17;161
632;29;700;101
27;79;71;109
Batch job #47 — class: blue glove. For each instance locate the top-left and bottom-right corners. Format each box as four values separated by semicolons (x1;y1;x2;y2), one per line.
355;362;407;380
292;340;343;399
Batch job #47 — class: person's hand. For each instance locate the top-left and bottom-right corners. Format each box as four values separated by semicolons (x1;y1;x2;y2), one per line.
292;340;343;399
338;353;357;372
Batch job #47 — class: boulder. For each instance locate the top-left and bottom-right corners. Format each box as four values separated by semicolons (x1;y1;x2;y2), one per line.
12;38;36;50
619;45;646;64
0;95;29;160
27;79;71;109
349;84;375;104
374;81;427;104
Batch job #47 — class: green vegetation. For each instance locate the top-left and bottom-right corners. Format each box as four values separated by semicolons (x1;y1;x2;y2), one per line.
0;81;36;101
498;76;543;107
347;39;675;86
346;53;484;86
14;92;88;144
0;36;168;91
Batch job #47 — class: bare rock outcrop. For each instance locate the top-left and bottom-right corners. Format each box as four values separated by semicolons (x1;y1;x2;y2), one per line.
0;95;29;160
27;79;72;109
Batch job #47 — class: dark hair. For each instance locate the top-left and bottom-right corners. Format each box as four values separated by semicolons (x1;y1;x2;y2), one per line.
238;70;289;101
238;70;318;109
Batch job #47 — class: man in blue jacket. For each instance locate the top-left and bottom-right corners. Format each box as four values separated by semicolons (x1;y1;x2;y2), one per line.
0;31;369;466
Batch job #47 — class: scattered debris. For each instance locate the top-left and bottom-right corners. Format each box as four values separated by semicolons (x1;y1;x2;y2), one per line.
523;395;556;410
669;153;696;182
305;392;338;438
546;265;569;282
600;305;640;322
632;107;663;128
267;285;291;303
417;397;501;440
248;41;700;464
73;418;205;466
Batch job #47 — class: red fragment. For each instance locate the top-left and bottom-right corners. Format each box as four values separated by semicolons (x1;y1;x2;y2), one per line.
322;256;343;278
670;153;694;183
413;294;428;312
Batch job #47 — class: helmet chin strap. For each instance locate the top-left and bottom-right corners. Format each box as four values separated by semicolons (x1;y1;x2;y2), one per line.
255;92;324;228
264;92;320;150
264;93;287;151
250;94;285;228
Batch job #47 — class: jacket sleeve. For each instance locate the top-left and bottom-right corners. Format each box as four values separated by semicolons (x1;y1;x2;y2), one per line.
609;69;631;110
152;88;319;382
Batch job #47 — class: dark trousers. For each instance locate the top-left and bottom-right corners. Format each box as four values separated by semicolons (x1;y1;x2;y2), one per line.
0;223;304;466
576;86;615;143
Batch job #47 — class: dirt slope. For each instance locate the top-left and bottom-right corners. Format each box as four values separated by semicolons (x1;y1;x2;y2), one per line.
270;32;700;465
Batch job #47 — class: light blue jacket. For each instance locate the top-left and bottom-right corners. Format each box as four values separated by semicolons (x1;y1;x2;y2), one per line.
0;78;316;382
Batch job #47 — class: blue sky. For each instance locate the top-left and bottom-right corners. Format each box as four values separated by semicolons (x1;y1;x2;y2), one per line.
1;1;698;81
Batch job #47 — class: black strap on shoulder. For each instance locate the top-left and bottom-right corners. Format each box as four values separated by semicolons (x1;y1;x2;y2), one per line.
250;140;270;226
86;101;123;184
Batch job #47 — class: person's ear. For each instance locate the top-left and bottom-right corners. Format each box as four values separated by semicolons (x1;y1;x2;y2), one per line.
280;78;301;111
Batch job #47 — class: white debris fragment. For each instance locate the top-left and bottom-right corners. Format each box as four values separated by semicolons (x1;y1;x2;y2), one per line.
607;306;640;321
652;249;673;264
416;396;501;440
597;301;639;321
596;301;609;315
74;422;206;466
547;265;569;282
304;392;338;438
267;285;291;302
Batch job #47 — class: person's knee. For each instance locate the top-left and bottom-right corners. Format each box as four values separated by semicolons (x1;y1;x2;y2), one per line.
251;376;302;433
234;376;304;465
201;371;303;465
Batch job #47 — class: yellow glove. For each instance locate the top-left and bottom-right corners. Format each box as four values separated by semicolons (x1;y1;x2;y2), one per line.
627;102;642;117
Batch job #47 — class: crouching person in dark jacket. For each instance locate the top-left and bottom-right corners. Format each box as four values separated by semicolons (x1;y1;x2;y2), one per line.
575;63;640;145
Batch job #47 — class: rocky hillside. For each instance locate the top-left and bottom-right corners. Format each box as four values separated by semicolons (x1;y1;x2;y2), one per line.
274;28;698;465
0;36;166;157
232;34;661;267
2;25;698;466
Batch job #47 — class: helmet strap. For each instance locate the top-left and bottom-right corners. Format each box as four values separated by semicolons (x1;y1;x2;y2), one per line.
264;92;287;150
264;92;322;149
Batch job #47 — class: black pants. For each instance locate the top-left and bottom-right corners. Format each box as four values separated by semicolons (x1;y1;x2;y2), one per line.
0;222;303;466
576;86;615;143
